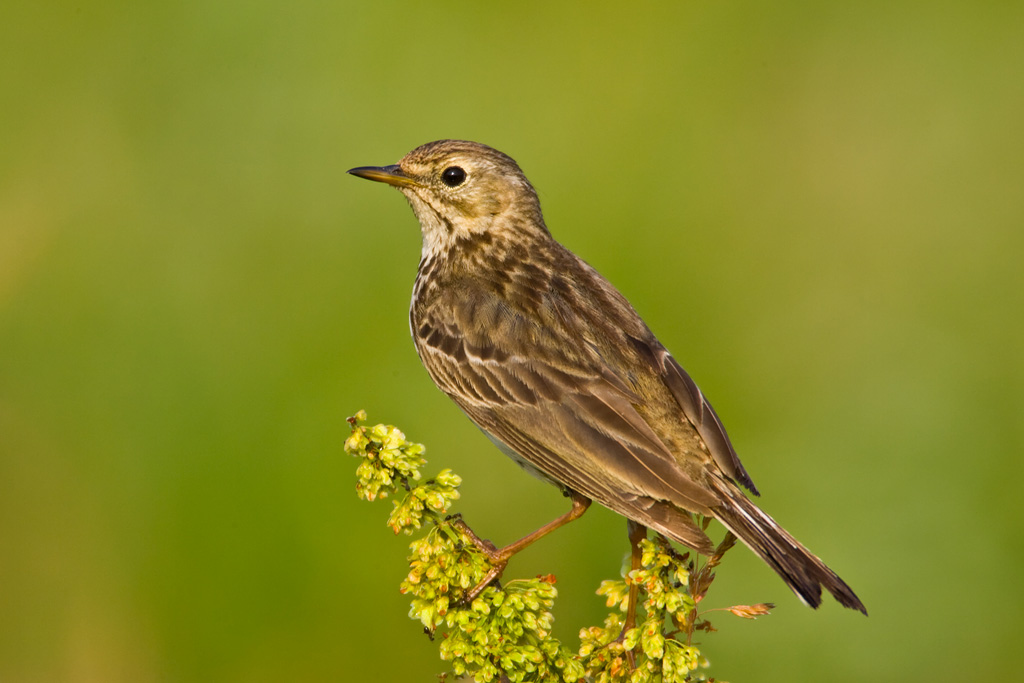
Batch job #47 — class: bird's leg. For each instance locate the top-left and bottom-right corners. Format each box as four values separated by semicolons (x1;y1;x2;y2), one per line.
451;492;591;602
619;520;648;670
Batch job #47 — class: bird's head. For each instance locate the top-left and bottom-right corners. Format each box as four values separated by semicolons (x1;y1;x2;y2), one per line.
349;140;547;258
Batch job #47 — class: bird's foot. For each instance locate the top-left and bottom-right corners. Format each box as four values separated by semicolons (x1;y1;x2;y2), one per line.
463;562;508;603
449;517;511;602
449;517;507;563
448;494;591;604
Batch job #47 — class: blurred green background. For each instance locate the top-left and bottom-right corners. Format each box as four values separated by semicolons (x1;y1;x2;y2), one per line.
2;1;1021;681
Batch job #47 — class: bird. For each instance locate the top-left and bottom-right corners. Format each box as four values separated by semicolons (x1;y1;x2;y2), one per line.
348;139;866;615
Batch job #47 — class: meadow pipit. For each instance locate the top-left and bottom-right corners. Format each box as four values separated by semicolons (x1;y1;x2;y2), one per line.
349;140;866;615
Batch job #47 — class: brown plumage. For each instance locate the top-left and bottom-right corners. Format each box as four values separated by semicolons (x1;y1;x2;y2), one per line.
349;140;866;614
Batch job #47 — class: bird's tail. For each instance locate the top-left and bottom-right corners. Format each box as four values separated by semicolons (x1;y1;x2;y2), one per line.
710;480;867;614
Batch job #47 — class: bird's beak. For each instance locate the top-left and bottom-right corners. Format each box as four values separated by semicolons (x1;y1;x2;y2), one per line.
347;164;421;188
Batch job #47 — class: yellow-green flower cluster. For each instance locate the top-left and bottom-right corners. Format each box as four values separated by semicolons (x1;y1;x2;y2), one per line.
578;612;630;681
345;411;461;534
387;468;461;534
348;413;582;682
401;522;493;629
579;538;709;683
633;538;697;618
345;410;430;502
440;580;585;683
348;413;723;683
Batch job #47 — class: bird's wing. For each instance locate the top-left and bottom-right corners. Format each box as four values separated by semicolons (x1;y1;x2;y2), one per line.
640;343;759;495
412;275;722;545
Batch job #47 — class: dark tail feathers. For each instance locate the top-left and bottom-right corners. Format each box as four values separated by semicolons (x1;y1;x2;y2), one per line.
711;482;867;615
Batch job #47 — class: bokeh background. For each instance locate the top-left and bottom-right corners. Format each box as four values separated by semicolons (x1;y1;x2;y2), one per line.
2;1;1022;681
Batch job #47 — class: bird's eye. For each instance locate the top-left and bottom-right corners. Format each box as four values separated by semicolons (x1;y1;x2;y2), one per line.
441;166;467;187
